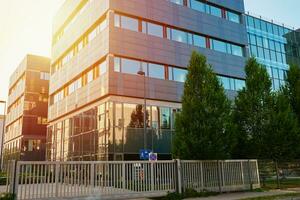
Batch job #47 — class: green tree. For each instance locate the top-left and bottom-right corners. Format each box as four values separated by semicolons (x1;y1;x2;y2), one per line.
232;58;272;159
173;51;234;160
262;91;300;161
283;64;300;122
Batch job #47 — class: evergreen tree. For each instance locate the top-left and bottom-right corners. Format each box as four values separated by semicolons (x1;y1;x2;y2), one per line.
262;91;300;161
283;64;300;123
232;58;272;159
173;51;234;160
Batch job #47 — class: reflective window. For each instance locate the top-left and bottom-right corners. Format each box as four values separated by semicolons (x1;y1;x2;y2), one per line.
87;70;93;83
227;11;240;23
190;0;205;12
171;29;188;43
149;63;165;79
170;0;183;5
114;57;121;72
99;61;107;75
211;40;227;53
169;67;187;82
122;58;141;75
193;35;206;48
147;22;163;38
160;107;170;129
247;16;255;28
231;45;243;56
115;15;139;32
209;6;222;18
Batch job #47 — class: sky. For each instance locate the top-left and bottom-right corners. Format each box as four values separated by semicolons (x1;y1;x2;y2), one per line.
0;0;299;114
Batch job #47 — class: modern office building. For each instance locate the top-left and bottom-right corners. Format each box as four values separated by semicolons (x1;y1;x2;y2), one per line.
245;13;300;90
47;0;248;161
3;55;50;164
0;115;4;165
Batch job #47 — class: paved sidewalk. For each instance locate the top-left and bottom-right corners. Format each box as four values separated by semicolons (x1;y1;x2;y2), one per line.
186;190;297;200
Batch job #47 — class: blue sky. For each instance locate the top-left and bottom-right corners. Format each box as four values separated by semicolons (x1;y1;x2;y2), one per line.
244;0;300;29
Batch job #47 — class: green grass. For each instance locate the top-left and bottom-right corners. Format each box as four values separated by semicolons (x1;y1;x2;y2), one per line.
240;192;300;200
261;178;300;189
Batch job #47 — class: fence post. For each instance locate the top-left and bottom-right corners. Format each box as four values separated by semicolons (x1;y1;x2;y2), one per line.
150;162;154;191
14;162;20;198
10;160;16;195
241;161;245;186
122;163;126;191
55;162;60;197
176;159;182;194
217;160;222;193
90;163;95;192
247;160;253;190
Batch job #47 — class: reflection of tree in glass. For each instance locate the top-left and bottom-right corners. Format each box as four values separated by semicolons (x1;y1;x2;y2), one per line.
128;104;149;128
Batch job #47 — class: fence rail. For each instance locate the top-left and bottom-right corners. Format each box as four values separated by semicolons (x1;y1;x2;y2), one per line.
6;159;260;200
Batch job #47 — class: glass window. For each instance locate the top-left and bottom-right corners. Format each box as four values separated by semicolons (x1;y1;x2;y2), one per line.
171;29;188;43
188;33;193;45
249;34;256;45
273;24;279;35
278;26;284;36
212;40;227;53
121;58;140;75
114;14;120;27
267;23;273;34
190;0;205;12
256;36;263;47
235;79;245;90
121;16;138;32
209;5;222;18
278;69;285;80
227;11;240;23
99;19;108;32
269;40;275;50
193;35;206;48
272;68;279;79
148;64;165;79
257;47;264;58
275;42;281;52
254;18;261;29
250;45;258;57
99;61;107;75
219;76;230;90
173;68;187;82
264;49;271;60
247;16;255;28
231;45;243;56
270;50;277;61
147;22;163;38
263;38;269;48
170;0;183;5
114;57;121;72
276;52;283;63
260;21;267;32
160;107;170;129
87;70;93;83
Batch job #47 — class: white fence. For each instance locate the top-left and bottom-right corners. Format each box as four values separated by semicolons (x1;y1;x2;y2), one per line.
6;160;260;200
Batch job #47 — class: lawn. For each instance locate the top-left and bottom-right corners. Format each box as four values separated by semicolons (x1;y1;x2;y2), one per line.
261;178;300;189
241;192;300;200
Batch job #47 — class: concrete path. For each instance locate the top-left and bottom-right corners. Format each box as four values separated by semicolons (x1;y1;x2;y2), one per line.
186;190;296;200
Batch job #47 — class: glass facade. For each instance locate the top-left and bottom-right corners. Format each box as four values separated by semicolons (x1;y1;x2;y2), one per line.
47;101;179;161
246;15;300;90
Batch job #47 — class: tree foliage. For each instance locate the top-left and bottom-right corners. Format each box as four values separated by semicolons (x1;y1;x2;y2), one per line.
232;58;273;159
262;92;300;161
283;64;300;123
173;51;234;160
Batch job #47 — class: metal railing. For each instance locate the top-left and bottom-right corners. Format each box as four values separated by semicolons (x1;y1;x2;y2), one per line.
6;159;260;200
